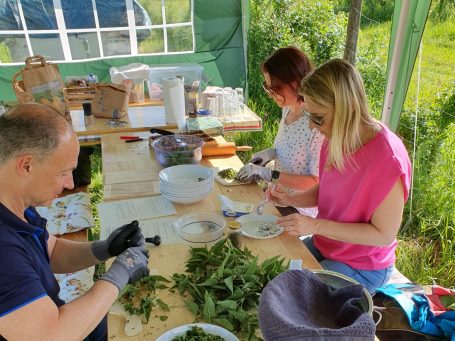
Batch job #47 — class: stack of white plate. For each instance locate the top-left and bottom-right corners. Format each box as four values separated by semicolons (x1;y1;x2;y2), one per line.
159;164;215;204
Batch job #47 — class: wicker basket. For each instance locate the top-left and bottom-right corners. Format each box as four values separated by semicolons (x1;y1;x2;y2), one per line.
12;70;33;103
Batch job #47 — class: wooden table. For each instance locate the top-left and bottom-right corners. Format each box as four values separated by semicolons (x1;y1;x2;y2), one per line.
72;103;262;141
71;105;176;137
99;132;322;340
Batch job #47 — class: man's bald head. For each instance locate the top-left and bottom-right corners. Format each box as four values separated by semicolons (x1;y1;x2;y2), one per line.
0;103;75;164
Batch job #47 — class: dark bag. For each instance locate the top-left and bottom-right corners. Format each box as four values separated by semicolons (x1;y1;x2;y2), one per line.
373;293;445;341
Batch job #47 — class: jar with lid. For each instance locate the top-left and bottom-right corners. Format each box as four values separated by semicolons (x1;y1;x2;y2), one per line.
226;221;242;248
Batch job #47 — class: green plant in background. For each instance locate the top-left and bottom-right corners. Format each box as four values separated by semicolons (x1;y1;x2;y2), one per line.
236;0;346;161
135;0;192;53
87;146;105;280
0;42;12;63
88;146;103;242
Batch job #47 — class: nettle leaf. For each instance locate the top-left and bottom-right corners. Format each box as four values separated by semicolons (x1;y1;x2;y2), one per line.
217;247;232;277
217;300;237;313
224;276;234;293
155;298;170;311
228;288;243;301
202;291;216;321
213;317;234;331
229;309;248;323
184;300;199;315
197;277;219;287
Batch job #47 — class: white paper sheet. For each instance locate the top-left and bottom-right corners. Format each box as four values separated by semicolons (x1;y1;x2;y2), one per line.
98;196;176;239
140;217;182;245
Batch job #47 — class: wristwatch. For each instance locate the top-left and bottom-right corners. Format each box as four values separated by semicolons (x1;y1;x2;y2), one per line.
271;170;280;183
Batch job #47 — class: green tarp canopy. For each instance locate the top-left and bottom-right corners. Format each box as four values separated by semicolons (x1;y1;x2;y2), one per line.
0;0;250;102
381;0;431;130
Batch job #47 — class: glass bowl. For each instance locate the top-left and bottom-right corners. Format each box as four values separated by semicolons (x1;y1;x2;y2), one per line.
174;212;225;243
152;135;204;168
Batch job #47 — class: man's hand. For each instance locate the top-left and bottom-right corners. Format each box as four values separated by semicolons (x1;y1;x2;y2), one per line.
235;164;272;183
91;220;144;261
99;246;150;292
247;148;276;166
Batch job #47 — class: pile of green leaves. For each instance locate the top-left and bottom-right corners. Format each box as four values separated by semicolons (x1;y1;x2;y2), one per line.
118;275;170;323
217;168;238;180
171;326;225;341
171;239;287;341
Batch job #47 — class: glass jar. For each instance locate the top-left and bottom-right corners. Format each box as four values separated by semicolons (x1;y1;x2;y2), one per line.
226;221;242;248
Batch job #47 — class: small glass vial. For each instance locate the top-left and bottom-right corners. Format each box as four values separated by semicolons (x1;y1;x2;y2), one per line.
226;221;242;248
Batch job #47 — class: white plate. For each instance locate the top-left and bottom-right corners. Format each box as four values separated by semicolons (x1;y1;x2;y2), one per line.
160;177;214;189
156;323;239;341
159;165;214;186
236;214;283;239
162;191;211;204
160;184;213;197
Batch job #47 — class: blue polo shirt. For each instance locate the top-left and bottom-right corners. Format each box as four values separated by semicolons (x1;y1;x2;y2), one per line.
0;203;64;318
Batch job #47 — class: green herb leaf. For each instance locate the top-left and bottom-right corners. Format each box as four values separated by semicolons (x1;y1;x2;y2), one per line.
202;291;216;322
213;317;234;331
223;276;234;293
216;299;237;312
184;300;199;315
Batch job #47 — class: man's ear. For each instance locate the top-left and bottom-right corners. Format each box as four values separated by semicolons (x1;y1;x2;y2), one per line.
16;154;34;176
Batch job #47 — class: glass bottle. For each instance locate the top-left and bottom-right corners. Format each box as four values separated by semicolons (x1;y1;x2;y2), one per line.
82;102;94;127
226;221;242;248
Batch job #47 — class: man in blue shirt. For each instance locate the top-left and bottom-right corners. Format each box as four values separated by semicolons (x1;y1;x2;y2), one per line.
0;103;150;340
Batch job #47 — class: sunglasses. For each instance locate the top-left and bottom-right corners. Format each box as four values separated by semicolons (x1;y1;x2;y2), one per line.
262;81;279;97
303;110;324;126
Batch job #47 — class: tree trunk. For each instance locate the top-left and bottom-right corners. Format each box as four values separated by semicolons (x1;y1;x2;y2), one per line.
344;0;363;65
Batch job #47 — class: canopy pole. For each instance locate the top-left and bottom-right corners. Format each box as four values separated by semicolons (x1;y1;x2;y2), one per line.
381;0;411;127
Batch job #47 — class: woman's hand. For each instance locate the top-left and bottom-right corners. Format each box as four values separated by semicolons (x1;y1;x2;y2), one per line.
276;213;318;236
266;183;293;206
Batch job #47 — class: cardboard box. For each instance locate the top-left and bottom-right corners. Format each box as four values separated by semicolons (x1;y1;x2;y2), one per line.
92;84;128;119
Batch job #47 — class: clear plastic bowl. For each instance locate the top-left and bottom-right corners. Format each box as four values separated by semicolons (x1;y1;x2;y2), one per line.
174;212;225;243
152;135;204;168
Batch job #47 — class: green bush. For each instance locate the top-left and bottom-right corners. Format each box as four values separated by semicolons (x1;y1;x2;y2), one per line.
356;40;388;118
415;122;455;238
333;0;394;26
241;0;346;158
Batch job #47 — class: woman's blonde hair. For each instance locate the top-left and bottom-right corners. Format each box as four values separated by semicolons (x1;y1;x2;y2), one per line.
300;58;377;171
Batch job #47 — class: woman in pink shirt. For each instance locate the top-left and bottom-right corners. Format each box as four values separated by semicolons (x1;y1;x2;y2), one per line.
270;59;412;293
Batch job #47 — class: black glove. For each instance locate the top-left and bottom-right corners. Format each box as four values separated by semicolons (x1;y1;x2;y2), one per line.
91;220;145;261
100;246;150;292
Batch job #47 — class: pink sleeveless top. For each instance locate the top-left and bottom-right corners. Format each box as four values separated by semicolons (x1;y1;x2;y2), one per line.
314;124;412;270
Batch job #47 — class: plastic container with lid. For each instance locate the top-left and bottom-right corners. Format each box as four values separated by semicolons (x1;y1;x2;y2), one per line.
149;63;204;86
